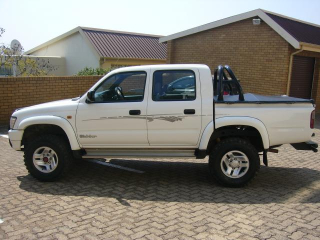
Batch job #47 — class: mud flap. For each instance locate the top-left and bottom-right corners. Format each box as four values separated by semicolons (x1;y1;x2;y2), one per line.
263;150;268;167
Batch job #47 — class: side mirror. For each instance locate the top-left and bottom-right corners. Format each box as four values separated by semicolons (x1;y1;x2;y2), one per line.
86;90;95;103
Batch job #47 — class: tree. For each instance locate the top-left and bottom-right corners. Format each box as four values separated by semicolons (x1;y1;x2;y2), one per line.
0;28;4;37
0;27;57;76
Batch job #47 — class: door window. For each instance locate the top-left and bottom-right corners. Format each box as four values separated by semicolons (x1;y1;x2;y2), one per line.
152;70;196;101
94;71;147;102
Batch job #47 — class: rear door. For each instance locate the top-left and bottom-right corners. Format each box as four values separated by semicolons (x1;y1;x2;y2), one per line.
146;68;202;146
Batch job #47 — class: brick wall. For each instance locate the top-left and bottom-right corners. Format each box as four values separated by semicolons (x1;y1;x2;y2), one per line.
167;18;291;96
0;76;101;124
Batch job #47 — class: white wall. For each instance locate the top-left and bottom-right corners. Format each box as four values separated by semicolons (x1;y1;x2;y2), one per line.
0;55;65;76
28;56;66;76
28;32;99;75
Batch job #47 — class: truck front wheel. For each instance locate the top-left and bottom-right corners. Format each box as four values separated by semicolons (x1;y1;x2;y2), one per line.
24;135;73;181
209;138;260;187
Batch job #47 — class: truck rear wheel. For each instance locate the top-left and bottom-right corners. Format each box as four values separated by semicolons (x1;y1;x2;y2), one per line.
24;135;73;181
209;137;260;187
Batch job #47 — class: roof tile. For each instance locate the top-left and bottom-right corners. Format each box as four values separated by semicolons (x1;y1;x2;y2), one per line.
266;12;320;46
82;28;167;60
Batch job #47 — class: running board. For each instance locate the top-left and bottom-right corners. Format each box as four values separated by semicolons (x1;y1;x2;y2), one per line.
82;149;196;159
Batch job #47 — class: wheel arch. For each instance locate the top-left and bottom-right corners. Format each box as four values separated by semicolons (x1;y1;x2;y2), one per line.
199;117;270;152
19;116;81;150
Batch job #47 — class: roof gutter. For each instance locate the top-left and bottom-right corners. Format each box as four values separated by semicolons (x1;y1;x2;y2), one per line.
300;42;320;53
286;48;303;95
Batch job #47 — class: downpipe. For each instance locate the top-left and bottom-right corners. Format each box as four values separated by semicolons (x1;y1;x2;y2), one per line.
286;49;303;95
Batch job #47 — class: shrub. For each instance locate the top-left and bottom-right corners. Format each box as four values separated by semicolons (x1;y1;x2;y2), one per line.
77;67;111;76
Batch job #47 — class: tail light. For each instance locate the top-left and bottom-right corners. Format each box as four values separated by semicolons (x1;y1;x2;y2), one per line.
310;110;315;129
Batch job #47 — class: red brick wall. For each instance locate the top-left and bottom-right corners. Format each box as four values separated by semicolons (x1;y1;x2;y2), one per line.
167;18;291;96
0;76;101;124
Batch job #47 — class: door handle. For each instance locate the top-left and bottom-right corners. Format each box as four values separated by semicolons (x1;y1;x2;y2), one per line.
184;109;195;115
129;110;141;115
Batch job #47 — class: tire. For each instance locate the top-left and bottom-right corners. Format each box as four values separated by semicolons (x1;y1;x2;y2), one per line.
209;137;260;187
24;135;74;181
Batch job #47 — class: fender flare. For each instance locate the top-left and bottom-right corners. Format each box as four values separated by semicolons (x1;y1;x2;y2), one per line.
199;117;270;150
18;116;81;150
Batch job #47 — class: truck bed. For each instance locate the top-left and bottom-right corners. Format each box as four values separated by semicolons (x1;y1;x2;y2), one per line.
214;93;315;147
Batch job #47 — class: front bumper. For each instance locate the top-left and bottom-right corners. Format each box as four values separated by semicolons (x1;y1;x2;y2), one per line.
291;141;318;153
8;129;23;150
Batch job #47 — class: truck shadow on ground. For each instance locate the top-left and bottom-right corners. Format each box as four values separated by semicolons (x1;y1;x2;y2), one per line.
18;159;320;204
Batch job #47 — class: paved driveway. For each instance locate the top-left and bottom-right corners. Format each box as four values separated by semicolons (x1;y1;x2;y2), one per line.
0;123;320;240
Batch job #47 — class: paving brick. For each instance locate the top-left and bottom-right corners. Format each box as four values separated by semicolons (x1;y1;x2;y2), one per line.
290;231;306;240
0;126;320;239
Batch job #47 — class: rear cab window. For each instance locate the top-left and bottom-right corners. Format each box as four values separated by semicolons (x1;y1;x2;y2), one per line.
152;70;196;101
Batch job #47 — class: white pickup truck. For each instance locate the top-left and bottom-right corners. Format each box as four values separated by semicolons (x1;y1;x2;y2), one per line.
8;64;318;187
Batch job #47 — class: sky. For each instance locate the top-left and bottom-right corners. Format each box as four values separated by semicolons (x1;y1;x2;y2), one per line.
1;0;320;51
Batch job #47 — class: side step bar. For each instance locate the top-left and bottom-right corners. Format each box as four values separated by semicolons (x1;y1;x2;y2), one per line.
82;149;196;159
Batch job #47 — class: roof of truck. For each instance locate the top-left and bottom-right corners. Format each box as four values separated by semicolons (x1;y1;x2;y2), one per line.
110;64;211;73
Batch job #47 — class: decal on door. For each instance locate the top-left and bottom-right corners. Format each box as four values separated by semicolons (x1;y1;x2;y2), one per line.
82;114;202;123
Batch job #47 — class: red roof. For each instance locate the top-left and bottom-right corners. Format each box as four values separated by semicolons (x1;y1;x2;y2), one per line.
266;13;320;46
82;28;167;60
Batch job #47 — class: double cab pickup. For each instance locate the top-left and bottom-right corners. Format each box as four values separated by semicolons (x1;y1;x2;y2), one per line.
8;64;318;187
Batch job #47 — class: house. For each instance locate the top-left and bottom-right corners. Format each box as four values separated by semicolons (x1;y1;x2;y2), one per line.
25;27;167;75
160;9;320;111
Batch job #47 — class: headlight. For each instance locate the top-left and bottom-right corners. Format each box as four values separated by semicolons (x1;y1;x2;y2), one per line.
10;116;17;129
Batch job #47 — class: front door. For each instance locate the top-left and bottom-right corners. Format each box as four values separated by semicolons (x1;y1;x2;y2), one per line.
76;70;149;147
147;68;202;147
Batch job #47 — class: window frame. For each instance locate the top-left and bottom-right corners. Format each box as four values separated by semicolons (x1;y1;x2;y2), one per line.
152;69;197;102
92;71;147;103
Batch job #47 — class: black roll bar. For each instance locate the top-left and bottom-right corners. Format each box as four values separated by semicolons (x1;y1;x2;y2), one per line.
213;65;245;101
